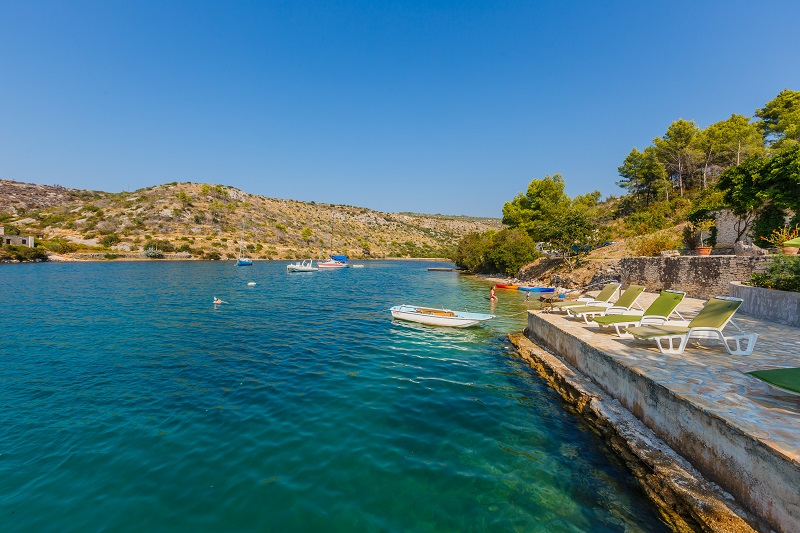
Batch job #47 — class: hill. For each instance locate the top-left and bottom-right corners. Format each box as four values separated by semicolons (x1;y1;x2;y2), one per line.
0;180;501;260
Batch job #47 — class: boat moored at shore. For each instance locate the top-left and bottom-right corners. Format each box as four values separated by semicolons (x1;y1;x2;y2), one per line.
318;255;349;269
286;259;318;272
389;305;494;328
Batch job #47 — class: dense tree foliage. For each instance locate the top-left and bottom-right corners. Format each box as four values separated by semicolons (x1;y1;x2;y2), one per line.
501;174;572;240
616;147;668;211
653;119;701;197
755;89;800;148
502;175;609;270
452;228;540;276
718;144;800;241
451;89;799;275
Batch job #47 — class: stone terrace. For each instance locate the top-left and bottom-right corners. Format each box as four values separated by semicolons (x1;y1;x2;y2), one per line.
526;291;800;533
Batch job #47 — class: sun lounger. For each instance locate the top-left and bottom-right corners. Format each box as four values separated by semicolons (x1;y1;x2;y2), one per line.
589;290;686;336
550;282;620;311
745;367;800;397
746;367;800;397
625;296;758;356
566;285;646;324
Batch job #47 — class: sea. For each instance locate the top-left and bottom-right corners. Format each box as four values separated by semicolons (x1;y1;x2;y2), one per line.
0;260;669;532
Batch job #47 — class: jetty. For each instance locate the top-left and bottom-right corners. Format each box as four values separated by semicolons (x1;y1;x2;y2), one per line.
512;290;799;533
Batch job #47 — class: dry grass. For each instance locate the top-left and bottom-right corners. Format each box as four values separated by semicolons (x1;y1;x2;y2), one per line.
1;180;501;260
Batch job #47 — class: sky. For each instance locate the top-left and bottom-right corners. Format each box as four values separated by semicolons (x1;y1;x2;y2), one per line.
1;1;799;218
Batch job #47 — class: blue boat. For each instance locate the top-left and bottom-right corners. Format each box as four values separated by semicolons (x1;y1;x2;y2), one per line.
517;286;555;292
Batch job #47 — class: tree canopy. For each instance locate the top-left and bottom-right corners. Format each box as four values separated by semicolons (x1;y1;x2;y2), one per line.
755;89;800;148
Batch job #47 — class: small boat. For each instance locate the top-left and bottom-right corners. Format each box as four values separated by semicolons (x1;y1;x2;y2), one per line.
351;264;364;268
494;284;519;290
287;259;319;273
517;286;555;292
318;209;349;269
389;305;494;328
236;222;252;266
318;255;349;269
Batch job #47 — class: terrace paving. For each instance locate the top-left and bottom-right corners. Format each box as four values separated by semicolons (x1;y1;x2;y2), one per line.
560;291;800;460
526;290;800;531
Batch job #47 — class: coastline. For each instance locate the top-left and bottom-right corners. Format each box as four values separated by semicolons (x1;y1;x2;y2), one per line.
6;254;460;263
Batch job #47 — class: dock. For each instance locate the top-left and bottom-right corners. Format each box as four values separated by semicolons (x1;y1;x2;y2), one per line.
515;291;800;532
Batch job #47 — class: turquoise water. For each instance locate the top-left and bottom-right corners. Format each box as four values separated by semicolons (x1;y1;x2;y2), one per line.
0;261;668;532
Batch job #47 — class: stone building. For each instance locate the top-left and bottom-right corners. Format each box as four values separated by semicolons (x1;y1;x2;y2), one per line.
0;226;35;247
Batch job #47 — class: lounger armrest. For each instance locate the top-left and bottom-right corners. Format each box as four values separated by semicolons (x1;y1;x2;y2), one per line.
664;319;691;326
605;307;642;316
576;296;594;303
585;300;612;307
639;315;668;325
606;305;630;315
685;326;727;341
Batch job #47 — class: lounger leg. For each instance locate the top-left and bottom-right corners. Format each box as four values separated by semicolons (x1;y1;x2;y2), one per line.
723;333;758;356
614;324;630;338
654;335;690;355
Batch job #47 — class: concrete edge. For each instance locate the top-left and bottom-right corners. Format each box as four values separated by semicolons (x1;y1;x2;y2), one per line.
509;333;762;533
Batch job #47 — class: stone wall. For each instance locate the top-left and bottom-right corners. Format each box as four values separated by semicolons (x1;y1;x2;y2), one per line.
729;281;800;326
618;255;772;300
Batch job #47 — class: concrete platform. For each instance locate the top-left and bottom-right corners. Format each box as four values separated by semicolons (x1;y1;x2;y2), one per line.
525;292;800;533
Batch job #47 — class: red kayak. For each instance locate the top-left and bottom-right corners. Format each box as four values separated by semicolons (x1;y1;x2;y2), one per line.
494;284;519;290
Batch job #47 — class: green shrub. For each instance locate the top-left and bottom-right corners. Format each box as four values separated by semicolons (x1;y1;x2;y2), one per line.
750;256;800;292
39;239;78;254
452;228;541;275
100;234;121;248
143;239;175;252
631;232;682;257
0;245;49;261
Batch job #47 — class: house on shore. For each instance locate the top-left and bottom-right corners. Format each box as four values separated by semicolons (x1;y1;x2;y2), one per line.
0;226;35;247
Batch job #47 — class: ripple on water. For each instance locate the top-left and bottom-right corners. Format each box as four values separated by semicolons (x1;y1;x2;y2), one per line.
0;261;669;532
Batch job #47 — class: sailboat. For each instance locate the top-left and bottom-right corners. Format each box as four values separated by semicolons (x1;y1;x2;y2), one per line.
318;210;349;269
236;222;252;266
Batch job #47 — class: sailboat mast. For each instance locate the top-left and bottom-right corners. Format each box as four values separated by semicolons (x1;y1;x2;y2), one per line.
329;211;334;252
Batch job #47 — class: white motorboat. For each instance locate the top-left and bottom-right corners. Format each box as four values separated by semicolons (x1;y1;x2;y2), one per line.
389;305;494;328
286;259;319;273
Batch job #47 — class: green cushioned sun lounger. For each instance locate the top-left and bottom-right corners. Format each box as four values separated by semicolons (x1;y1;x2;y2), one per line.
551;282;620;310
566;285;646;324
746;368;800;397
626;296;758;356
591;290;686;336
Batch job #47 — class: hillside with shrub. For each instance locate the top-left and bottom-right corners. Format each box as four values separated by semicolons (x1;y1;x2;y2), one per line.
0;180;500;260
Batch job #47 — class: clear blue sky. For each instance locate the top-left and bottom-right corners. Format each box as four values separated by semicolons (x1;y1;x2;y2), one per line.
1;1;799;217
